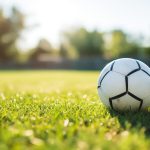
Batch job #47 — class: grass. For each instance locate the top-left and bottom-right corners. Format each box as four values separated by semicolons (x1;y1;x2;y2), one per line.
0;70;150;150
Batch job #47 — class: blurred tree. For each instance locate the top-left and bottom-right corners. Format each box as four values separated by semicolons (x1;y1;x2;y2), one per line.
105;30;140;58
59;43;69;58
0;7;25;62
61;28;104;57
30;38;54;61
120;42;141;57
144;47;150;57
59;42;78;59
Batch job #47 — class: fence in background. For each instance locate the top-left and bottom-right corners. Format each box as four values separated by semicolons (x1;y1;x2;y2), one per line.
0;57;149;70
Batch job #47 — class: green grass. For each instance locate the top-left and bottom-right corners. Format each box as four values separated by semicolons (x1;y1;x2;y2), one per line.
0;70;150;150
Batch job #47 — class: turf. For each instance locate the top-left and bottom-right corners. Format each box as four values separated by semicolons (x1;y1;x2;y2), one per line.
0;70;150;150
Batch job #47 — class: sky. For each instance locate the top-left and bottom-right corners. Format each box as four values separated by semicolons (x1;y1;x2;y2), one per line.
0;0;150;50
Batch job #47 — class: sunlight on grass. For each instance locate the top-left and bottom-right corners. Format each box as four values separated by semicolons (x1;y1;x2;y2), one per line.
0;71;150;150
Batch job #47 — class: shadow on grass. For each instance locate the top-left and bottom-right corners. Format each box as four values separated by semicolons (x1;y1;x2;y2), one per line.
109;109;150;137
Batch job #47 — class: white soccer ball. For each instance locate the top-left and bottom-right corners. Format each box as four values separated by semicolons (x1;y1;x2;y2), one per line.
97;58;150;111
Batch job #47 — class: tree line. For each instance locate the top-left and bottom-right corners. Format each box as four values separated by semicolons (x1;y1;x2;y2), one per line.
0;7;149;63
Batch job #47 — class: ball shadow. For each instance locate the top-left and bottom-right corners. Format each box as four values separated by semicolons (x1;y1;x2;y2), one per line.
109;109;150;137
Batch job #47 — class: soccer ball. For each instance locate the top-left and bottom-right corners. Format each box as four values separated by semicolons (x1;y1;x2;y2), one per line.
97;58;150;111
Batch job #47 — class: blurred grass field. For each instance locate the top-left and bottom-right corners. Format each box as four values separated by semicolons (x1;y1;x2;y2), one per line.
0;71;150;150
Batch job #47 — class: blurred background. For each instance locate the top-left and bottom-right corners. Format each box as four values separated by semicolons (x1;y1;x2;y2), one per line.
0;0;149;70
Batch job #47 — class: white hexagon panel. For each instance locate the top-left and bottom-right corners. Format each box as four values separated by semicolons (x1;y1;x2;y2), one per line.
100;71;126;98
112;94;141;111
137;60;150;75
128;70;150;100
113;58;139;75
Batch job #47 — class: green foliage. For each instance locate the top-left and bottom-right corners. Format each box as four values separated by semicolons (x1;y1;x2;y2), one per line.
0;71;150;150
0;7;25;62
60;28;144;59
59;43;78;59
60;43;68;57
105;30;141;58
61;28;104;57
0;5;148;62
144;47;150;57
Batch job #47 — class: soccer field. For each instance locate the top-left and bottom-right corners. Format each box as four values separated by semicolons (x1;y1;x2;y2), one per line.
0;71;150;150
